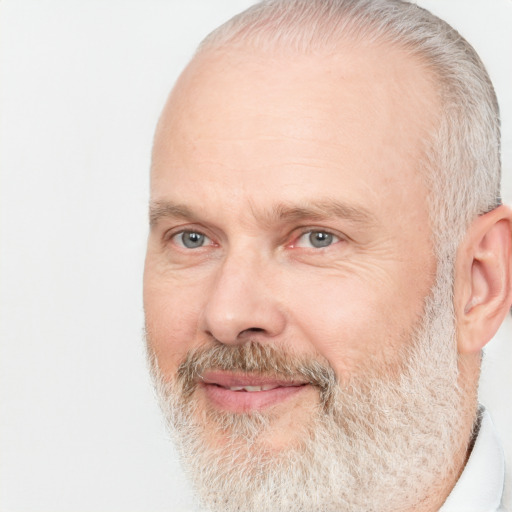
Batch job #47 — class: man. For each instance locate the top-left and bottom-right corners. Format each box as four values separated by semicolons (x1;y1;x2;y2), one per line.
143;0;512;510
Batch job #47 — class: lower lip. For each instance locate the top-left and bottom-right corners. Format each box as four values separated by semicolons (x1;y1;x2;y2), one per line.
201;383;308;412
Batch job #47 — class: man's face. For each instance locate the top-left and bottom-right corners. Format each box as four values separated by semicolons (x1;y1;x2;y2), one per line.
144;44;459;510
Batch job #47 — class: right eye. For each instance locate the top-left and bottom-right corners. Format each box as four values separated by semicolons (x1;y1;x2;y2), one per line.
172;230;211;249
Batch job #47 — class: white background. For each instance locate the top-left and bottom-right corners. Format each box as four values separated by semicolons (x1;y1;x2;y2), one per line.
0;1;510;511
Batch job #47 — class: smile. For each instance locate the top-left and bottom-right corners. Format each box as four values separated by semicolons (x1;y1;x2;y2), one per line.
200;371;309;412
221;384;282;392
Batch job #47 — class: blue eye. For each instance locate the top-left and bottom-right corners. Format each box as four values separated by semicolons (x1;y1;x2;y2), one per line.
174;231;210;249
296;230;339;248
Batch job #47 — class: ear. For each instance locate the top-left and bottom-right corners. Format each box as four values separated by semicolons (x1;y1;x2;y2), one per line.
454;204;512;354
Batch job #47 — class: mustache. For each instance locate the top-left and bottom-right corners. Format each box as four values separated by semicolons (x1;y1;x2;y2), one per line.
175;341;337;409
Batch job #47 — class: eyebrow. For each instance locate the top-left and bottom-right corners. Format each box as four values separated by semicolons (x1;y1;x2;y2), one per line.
263;200;377;227
148;199;377;229
149;201;196;227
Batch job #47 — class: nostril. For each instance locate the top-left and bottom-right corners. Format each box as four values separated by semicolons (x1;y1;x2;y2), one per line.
240;327;265;336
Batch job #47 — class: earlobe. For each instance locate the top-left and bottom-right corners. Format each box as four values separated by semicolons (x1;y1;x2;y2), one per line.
455;205;512;354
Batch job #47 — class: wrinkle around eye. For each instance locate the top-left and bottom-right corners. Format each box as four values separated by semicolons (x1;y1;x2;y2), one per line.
157;229;221;271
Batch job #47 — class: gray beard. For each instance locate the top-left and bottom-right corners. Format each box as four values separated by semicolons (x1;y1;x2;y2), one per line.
147;262;471;512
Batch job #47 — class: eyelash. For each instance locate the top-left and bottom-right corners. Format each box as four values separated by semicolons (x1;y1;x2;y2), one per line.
290;228;342;249
168;229;214;250
165;226;344;252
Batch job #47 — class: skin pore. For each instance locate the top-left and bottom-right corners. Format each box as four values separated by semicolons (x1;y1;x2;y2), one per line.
144;41;481;511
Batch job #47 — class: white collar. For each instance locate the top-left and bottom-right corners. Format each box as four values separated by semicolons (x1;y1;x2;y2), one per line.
439;409;505;512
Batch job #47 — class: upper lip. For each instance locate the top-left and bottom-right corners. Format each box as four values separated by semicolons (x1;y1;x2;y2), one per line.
200;371;308;389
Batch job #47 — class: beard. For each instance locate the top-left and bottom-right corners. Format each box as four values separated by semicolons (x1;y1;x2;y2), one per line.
147;261;474;512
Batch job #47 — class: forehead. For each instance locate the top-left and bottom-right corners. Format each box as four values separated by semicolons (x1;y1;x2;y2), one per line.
151;42;439;220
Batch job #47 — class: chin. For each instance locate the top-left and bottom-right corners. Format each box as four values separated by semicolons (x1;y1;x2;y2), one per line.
147;273;469;512
190;384;322;455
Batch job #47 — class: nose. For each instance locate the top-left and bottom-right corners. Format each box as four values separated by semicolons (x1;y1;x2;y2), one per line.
201;251;286;345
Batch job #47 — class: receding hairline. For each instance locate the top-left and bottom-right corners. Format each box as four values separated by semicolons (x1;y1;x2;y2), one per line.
196;0;446;77
153;0;501;263
153;30;442;179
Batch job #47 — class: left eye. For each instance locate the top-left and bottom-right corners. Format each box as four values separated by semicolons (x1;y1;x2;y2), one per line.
172;230;211;249
294;230;339;248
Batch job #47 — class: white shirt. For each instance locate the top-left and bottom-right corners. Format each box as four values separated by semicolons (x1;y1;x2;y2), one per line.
440;409;505;512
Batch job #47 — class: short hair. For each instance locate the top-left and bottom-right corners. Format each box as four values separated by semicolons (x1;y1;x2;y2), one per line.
198;0;501;263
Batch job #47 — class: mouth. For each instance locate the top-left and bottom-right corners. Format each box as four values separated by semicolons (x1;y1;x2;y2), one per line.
199;371;310;412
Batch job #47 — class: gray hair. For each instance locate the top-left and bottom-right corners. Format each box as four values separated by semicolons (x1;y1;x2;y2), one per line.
198;0;501;263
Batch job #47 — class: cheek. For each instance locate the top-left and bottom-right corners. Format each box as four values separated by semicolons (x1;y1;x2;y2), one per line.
286;270;429;382
291;286;386;380
143;274;204;376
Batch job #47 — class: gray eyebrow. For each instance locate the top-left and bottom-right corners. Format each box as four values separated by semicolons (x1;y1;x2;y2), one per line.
148;198;377;229
263;200;377;226
149;201;197;227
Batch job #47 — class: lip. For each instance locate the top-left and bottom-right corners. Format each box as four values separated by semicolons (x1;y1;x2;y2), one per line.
200;371;309;412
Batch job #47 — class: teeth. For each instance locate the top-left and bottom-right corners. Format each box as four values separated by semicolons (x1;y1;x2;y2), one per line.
227;385;279;392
